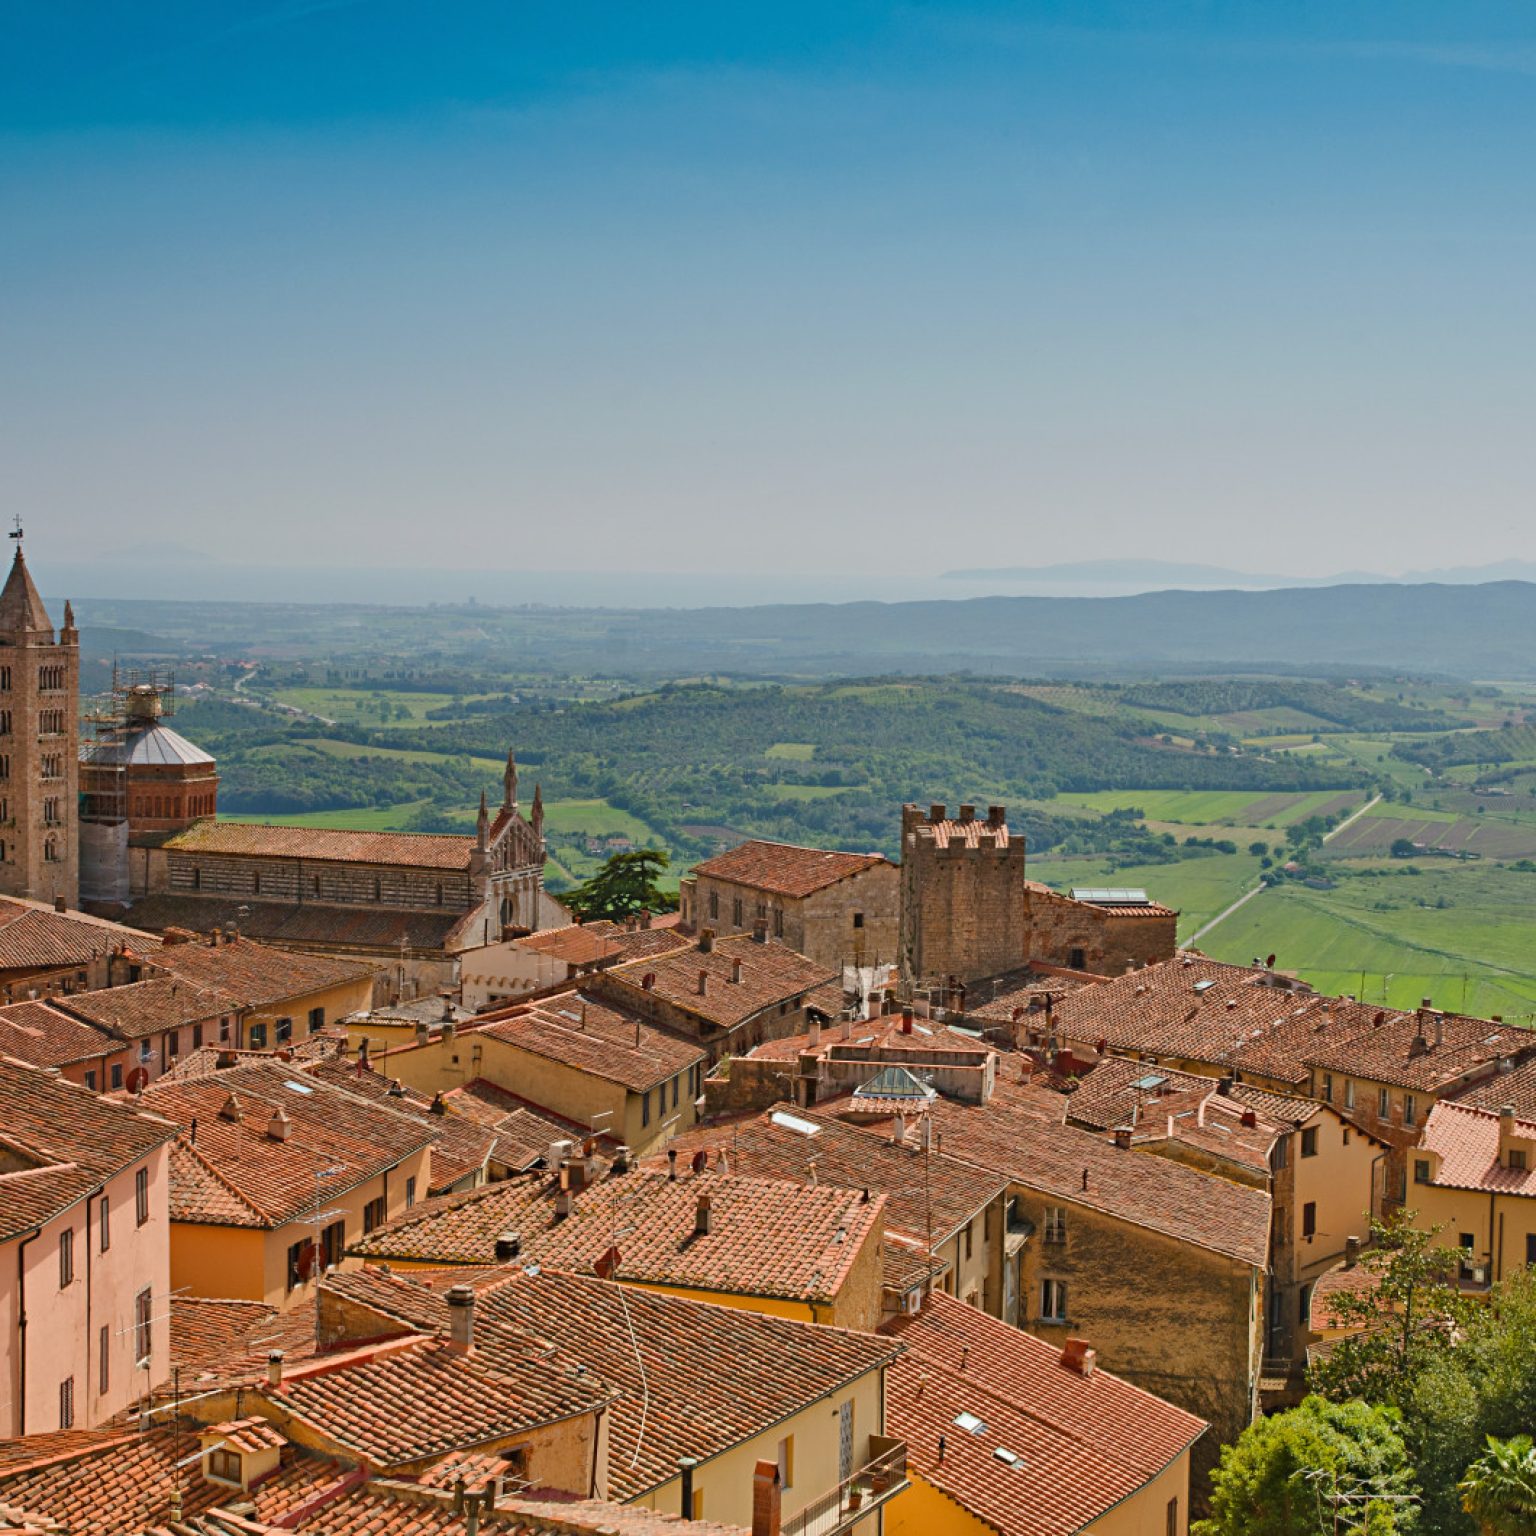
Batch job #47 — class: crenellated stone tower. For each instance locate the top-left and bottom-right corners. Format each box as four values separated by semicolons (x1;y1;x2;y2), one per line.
0;542;80;908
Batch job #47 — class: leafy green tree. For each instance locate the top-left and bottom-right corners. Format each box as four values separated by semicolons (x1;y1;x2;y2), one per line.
564;848;675;922
1460;1436;1536;1536
1197;1395;1418;1536
1308;1211;1473;1407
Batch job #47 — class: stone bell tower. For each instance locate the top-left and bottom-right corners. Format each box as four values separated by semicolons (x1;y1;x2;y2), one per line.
0;535;80;908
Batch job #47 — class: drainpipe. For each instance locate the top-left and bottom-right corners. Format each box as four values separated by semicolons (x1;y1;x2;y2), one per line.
85;1192;94;1421
15;1228;39;1434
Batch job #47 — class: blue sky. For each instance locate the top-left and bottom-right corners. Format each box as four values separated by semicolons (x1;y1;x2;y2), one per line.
4;2;1535;590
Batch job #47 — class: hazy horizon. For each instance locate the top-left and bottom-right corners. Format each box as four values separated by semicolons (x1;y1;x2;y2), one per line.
6;2;1536;581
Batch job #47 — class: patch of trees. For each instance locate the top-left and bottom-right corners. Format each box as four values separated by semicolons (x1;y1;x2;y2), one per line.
1120;679;1458;732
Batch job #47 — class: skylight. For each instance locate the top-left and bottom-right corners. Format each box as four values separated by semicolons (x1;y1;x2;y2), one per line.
1131;1074;1166;1091
993;1447;1024;1468
283;1081;314;1094
1193;979;1217;994
770;1110;822;1137
953;1411;987;1435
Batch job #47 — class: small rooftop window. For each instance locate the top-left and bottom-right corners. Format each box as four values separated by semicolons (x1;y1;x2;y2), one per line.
953;1411;987;1435
1131;1074;1166;1091
770;1110;822;1137
283;1081;314;1095
1193;980;1217;994
993;1447;1024;1468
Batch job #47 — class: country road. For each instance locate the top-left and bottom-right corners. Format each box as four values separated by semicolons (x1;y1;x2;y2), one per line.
1186;792;1383;948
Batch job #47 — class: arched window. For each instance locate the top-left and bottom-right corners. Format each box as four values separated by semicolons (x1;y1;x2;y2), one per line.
43;834;57;863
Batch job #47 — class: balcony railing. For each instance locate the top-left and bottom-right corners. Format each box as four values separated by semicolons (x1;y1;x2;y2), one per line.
782;1438;908;1536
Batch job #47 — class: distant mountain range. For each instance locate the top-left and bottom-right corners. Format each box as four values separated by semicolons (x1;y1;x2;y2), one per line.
941;558;1536;596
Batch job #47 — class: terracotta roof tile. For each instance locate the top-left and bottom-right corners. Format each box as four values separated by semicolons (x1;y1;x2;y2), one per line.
664;1104;1004;1248
475;989;703;1093
146;935;375;1011
1450;1056;1536;1119
0;899;161;973
919;1090;1272;1266
883;1293;1205;1536
1055;1057;1212;1131
0;1001;117;1069
1304;1010;1531;1094
692;840;892;898
0;1423;340;1532
321;1265;900;1502
1309;1257;1381;1331
53;975;233;1041
0;1056;177;1238
163;821;476;870
267;1335;611;1468
440;1082;584;1170
128;894;471;954
142;1060;437;1227
746;1011;989;1063
1421;1100;1536;1195
350;1168;882;1304
599;933;840;1033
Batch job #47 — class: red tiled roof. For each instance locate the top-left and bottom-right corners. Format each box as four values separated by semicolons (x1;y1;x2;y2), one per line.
299;1056;494;1193
350;1168;883;1304
322;1265;900;1502
1309;1257;1381;1332
476;989;703;1093
1450;1056;1536;1119
1053;1057;1210;1131
0;1424;340;1532
0;1056;177;1239
883;1293;1205;1536
692;840;892;898
664;1104;1005;1248
128;894;471;955
147;935;375;1010
920;1087;1272;1266
905;808;1013;850
598;932;840;1033
746;1011;990;1063
53;975;233;1041
143;1060;437;1227
164;820;475;870
0;1001;117;1069
1303;1010;1531;1094
1421;1100;1536;1196
267;1335;610;1468
0;898;161;974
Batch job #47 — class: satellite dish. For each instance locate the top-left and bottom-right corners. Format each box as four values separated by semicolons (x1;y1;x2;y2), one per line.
126;1066;150;1094
1265;954;1277;969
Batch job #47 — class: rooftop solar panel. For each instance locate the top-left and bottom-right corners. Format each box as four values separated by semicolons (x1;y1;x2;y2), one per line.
1070;887;1151;905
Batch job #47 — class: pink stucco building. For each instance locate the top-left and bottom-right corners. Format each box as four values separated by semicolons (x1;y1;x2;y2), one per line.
0;1057;176;1435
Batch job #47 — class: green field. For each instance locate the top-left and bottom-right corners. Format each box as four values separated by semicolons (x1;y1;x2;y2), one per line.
271;687;506;728
221;802;434;830
1052;788;1363;828
764;742;817;760
1196;865;1536;1021
535;797;659;839
1030;850;1265;943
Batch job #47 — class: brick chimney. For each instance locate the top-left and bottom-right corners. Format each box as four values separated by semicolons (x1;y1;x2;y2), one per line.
1060;1338;1097;1376
1113;1126;1132;1150
267;1350;284;1388
698;929;715;954
695;1192;713;1236
752;1460;782;1536
900;1007;913;1035
446;1284;475;1354
730;958;744;984
267;1107;291;1143
697;970;709;997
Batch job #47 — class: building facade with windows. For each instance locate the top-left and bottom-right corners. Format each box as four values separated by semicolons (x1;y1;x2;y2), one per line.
0;1058;175;1435
0;544;79;909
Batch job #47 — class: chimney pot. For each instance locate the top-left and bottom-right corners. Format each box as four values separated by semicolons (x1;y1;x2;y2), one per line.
267;1107;291;1142
494;1230;522;1261
1060;1338;1097;1376
267;1350;284;1388
695;1192;713;1236
1113;1126;1132;1150
1345;1234;1361;1268
730;958;744;984
447;1283;476;1353
697;970;709;996
668;1148;679;1181
1240;1109;1257;1127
